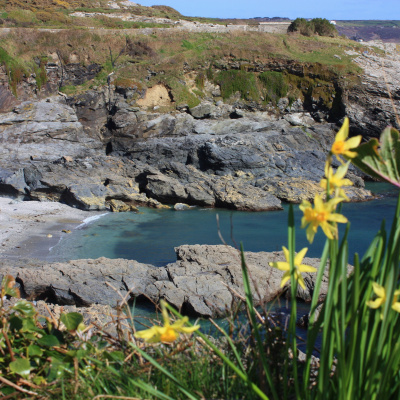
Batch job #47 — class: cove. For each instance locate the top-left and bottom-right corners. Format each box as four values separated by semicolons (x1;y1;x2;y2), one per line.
50;182;398;266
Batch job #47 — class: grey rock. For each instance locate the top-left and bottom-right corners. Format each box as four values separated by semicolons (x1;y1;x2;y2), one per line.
189;102;215;119
0;245;335;318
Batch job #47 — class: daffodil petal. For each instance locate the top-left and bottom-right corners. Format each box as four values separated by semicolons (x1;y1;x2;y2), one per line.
280;272;291;287
294;247;308;265
372;282;385;298
297;275;306;290
335;162;351;178
344;150;358;159
320;222;336;240
367;298;384;309
314;194;323;209
299;264;317;273
282;246;290;261
335;118;349;142
135;326;162;340
392;302;400;313
270;261;290;271
176;325;200;334
306;225;316;244
345;135;362;150
328;213;348;223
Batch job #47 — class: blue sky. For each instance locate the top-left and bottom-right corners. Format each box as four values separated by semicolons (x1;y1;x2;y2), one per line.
134;0;400;20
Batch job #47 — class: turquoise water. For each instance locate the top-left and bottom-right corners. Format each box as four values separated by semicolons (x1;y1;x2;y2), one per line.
50;182;399;266
49;182;398;340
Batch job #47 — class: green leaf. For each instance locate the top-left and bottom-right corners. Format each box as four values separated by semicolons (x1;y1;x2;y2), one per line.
37;334;60;347
28;345;43;357
60;312;83;331
22;317;39;333
12;301;36;317
351;127;400;187
9;358;31;378
9;315;23;331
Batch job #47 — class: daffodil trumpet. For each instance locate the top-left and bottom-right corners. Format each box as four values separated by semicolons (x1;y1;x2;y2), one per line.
300;194;348;244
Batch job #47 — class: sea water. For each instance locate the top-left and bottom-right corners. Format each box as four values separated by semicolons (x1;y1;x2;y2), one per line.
50;182;398;266
49;182;399;340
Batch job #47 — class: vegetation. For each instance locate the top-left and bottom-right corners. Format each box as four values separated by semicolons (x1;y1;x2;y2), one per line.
288;18;338;37
0;27;368;108
259;71;288;105
217;69;259;101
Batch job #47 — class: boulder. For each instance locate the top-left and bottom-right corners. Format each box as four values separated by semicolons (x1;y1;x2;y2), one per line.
189;102;215;119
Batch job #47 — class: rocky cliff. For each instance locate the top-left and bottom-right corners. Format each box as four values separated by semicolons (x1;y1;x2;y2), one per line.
1;37;397;211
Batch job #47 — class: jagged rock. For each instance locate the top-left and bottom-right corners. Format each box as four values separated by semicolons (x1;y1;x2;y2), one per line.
0;245;335;318
344;43;400;136
0;98;100;164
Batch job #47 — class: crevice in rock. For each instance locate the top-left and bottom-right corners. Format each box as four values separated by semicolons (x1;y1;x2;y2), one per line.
15;277;27;298
131;293;155;308
105;141;113;155
181;299;204;318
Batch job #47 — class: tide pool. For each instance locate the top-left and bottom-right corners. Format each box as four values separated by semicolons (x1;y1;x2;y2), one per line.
50;182;398;266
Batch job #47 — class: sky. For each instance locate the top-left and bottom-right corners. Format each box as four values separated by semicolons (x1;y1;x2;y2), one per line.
134;0;400;20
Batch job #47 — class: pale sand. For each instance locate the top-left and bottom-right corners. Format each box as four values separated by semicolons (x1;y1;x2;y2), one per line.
0;197;106;262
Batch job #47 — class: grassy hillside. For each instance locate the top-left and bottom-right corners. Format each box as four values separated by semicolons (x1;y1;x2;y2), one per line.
0;0;224;28
0;26;372;114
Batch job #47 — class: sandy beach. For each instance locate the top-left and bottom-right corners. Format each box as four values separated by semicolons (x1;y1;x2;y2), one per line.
0;197;106;263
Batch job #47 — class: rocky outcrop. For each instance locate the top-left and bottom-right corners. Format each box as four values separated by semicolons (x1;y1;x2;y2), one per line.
343;43;400;137
0;95;373;210
0;245;331;318
0;98;100;163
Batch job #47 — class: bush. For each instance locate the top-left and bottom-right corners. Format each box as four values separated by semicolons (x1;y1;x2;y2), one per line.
288;17;338;37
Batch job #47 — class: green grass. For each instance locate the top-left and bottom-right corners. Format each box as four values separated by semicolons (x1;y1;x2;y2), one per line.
217;69;259;101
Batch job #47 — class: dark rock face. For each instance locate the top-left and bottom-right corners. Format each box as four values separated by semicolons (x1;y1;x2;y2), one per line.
0;95;373;211
0;245;331;318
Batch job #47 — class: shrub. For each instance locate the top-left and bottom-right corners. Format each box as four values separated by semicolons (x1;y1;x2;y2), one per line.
123;38;155;59
288;17;338;37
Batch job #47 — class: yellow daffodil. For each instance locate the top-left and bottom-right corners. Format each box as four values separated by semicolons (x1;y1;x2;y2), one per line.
392;289;400;313
269;246;317;290
300;194;347;243
320;162;354;200
134;300;200;343
330;118;362;161
367;282;400;314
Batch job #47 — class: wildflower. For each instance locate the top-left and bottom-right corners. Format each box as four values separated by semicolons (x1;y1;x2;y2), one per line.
300;194;347;243
330;117;362;161
392;290;400;313
320;162;353;200
269;246;317;290
134;300;200;343
367;282;400;314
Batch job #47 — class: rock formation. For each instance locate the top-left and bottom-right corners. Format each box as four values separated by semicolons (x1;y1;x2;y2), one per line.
0;245;331;318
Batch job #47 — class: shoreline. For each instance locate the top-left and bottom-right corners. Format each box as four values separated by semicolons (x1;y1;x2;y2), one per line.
0;197;107;264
